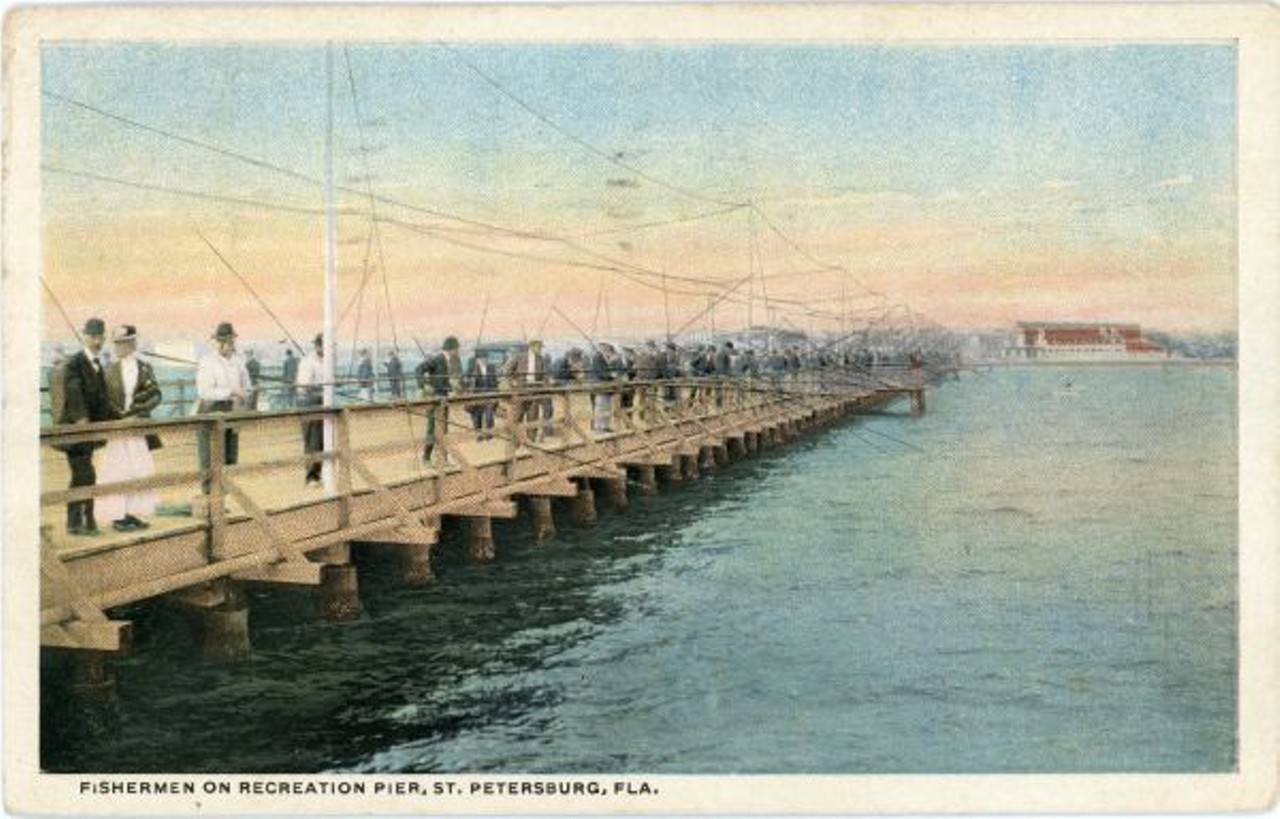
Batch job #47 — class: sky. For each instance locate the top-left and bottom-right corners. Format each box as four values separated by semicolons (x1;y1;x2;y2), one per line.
40;42;1237;348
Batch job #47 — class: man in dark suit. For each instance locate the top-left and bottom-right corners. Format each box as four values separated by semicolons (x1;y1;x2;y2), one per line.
53;318;118;535
502;339;548;443
465;348;499;440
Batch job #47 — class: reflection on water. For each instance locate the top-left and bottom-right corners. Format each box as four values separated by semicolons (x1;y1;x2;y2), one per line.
42;366;1237;774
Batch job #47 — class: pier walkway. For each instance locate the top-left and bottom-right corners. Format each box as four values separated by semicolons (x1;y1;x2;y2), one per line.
40;369;927;658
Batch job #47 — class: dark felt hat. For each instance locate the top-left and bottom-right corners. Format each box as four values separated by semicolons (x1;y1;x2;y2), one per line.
213;322;237;340
443;336;460;350
83;318;106;337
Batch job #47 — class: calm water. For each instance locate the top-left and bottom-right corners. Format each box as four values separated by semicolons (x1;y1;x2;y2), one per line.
42;365;1237;773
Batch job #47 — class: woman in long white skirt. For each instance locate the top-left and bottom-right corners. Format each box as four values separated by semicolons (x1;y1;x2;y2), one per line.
97;324;163;532
97;435;159;528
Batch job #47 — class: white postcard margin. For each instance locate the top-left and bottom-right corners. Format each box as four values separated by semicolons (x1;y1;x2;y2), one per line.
3;3;1277;815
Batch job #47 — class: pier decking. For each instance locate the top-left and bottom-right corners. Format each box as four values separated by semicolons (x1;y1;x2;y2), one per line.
40;370;926;659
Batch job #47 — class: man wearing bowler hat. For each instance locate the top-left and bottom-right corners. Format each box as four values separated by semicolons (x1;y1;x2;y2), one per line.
52;317;118;535
195;321;251;493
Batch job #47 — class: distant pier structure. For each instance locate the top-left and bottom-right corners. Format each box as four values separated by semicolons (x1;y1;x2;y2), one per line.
1006;321;1171;361
39;367;934;684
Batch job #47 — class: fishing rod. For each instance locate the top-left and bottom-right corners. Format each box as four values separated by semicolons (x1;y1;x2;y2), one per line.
672;273;752;337
475;279;493;349
194;226;307;355
39;277;85;349
551;306;603;355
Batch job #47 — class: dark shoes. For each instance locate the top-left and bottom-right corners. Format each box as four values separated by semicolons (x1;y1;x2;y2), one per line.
69;524;101;537
110;515;151;532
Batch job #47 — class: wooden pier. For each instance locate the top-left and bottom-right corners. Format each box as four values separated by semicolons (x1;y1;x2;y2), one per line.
40;370;926;662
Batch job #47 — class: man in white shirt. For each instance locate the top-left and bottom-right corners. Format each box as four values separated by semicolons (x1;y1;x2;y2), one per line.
295;333;326;485
196;321;251;492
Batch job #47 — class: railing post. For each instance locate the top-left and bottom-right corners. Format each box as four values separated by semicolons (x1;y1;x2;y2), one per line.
512;395;526;449
337;408;352;528
560;392;572;441
206;418;226;558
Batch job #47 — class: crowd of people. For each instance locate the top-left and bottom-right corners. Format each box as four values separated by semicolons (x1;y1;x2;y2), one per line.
50;317;924;537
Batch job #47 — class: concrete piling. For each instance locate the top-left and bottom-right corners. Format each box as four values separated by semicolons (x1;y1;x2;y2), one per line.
603;477;629;511
911;389;926;416
529;495;556;540
658;462;682;483
204;584;252;660
402;542;433;587
319;563;361;622
468;516;496;562
570;481;597;527
634;464;658;495
681;453;700;480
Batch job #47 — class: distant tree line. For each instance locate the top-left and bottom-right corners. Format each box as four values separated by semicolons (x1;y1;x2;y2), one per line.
1145;330;1237;360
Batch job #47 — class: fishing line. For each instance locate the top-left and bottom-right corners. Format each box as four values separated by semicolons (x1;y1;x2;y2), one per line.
193;226;306;354
431;42;746;210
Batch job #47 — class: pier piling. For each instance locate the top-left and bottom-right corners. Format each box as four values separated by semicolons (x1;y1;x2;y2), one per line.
910;389;926;417
529;495;556;540
402;542;433;586
634;464;658;495
570;481;598;528
603;477;629;511
319;563;361;622
681;453;700;480
467;516;496;562
203;583;252;661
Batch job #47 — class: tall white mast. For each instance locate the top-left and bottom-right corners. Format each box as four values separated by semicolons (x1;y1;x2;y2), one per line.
322;43;338;492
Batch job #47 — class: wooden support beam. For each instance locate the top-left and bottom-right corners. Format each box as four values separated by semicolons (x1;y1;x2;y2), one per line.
165;584;228;610
568;466;628;482
41;620;132;653
519;479;580;498
351;525;439;547
618;452;680;467
234;560;325;586
449;500;518;519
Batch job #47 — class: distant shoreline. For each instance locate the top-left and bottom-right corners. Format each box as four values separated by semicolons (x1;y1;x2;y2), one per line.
972;358;1236;368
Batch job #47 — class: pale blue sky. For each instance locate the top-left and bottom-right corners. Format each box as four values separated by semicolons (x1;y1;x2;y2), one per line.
40;42;1237;335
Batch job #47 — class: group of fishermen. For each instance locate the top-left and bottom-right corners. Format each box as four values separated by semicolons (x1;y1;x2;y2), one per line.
49;315;890;537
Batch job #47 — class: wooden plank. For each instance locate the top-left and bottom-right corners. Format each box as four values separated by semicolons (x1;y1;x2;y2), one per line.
351;525;439;547
448;500;518;519
41;620;132;652
234;561;325;586
515;478;580;498
567;466;629;482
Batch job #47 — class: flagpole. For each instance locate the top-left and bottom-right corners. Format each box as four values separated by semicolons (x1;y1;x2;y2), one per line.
323;42;338;493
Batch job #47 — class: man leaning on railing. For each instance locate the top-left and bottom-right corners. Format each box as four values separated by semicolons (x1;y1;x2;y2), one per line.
195;322;251;494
